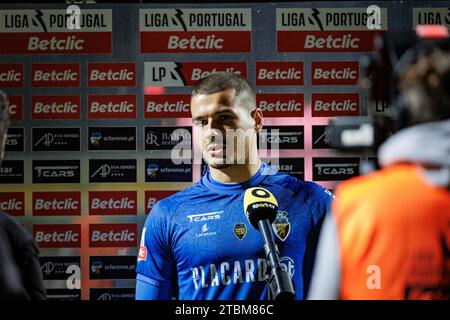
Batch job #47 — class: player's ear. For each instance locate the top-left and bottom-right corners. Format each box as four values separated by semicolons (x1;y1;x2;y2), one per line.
251;108;263;133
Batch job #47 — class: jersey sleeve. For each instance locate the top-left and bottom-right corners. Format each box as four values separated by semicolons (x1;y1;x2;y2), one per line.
309;184;334;228
136;201;174;299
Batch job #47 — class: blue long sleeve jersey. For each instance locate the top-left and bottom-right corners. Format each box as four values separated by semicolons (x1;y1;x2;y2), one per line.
136;162;333;300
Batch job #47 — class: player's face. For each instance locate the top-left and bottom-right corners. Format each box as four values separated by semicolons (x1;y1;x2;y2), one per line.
191;89;259;169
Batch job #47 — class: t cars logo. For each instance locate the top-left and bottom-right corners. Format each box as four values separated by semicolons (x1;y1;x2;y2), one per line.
32;160;80;183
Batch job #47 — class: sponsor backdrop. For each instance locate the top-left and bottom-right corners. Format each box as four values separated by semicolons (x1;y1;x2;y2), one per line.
0;2;448;300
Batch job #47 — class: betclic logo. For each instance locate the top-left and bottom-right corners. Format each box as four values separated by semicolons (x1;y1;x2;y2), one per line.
88;95;136;119
33;224;81;248
89;191;137;216
32;95;80;120
0;64;23;87
88;63;136;87
89;224;137;248
31;63;80;87
0;192;25;216
32;192;81;216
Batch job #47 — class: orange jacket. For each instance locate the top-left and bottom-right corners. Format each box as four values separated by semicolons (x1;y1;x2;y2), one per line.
333;163;450;299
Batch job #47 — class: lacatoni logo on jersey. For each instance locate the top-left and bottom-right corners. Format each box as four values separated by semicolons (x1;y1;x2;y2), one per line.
139;8;251;53
31;95;80;120
145;94;191;118
190;256;295;290
88;127;137;151
0;192;25;216
144;61;247;87
258;126;304;150
88;63;136;87
31;63;80;87
89;224;137;248
413;8;450;29
0;64;23;87
89;191;137;216
0;9;112;54
33;224;81;248
312;93;360;117
262;158;304;180
276;8;387;52
32;160;80;184
32;127;81;152
89;256;136;280
145;158;193;183
145;126;192;151
8;96;23;120
256;62;304;86
313;157;360;181
311;61;359;85
40;257;80;280
312;125;332;149
89;159;137;183
256;94;304;117
145;190;178;213
88;95;137;119
32;192;81;216
5;128;24;152
40;256;81;280
0;160;24;184
90;288;135;301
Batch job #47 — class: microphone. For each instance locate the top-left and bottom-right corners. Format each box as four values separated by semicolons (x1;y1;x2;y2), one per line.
244;187;295;300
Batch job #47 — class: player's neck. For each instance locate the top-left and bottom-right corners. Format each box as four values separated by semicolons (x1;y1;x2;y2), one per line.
209;158;262;184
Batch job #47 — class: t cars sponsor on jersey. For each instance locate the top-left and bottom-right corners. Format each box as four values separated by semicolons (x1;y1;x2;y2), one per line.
312;93;360;117
145;158;193;182
0;192;25;216
88;94;136;119
89;159;137;183
0;64;23;87
255;62;304;86
88;127;136;151
87;63;136;87
7;96;23;120
32;127;80;152
144;94;191;118
145;190;178;213
89;191;137;216
312;125;332;149
311;61;359;85
145;126;192;151
0;9;112;54
31;95;81;120
31;63;80;87
40;256;81;280
89;288;135;300
32;160;80;184
139;8;251;53
5;127;24;152
313;157;360;181
0;160;24;184
413;8;450;29
276;8;387;52
144;61;246;87
89;256;136;279
89;223;137;248
32;192;81;216
258;125;304;150
46;289;81;300
33;224;81;248
262;157;304;180
256;94;304;117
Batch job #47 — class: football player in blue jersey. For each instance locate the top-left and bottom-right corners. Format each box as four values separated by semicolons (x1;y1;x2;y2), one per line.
136;72;333;300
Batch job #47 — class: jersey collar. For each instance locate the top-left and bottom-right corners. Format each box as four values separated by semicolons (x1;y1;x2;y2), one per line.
201;162;273;194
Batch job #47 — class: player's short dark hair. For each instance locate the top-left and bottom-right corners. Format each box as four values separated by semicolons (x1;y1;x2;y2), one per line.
398;44;450;125
191;72;256;112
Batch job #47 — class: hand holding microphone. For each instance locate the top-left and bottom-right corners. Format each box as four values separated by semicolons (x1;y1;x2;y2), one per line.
244;187;295;300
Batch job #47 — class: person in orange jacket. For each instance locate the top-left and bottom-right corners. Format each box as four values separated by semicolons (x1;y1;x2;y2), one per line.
308;41;450;300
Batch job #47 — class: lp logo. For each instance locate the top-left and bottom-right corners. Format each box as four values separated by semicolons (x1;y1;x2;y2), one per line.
66;265;81;290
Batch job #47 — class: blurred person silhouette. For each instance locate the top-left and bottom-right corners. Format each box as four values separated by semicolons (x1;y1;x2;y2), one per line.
0;90;46;300
308;36;450;300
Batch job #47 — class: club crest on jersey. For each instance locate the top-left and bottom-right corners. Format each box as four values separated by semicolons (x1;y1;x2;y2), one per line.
272;210;290;241
233;223;247;240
